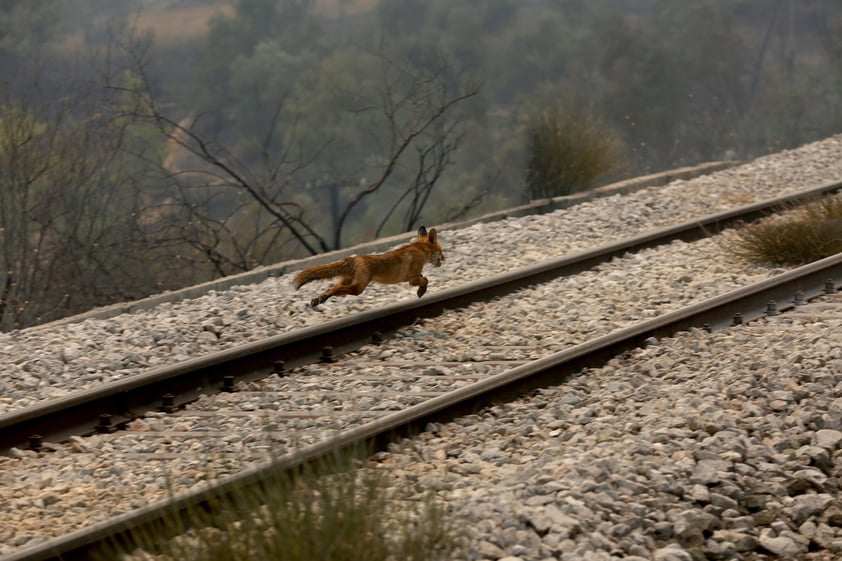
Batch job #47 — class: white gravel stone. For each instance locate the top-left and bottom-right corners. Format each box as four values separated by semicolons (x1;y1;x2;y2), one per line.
367;294;842;560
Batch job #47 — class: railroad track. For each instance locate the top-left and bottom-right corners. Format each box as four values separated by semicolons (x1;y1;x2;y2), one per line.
4;258;841;561
2;181;842;561
3;179;841;455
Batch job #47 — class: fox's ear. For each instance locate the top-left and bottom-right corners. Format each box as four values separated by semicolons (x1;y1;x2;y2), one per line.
428;228;437;243
417;225;428;238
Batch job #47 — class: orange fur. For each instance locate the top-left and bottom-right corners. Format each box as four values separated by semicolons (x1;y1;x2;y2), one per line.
293;226;445;307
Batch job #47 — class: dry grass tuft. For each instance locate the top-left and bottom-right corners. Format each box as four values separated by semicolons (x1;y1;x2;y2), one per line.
524;103;627;200
729;195;842;265
105;451;459;561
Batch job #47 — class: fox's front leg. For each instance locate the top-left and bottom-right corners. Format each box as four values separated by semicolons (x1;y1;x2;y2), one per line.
409;275;428;298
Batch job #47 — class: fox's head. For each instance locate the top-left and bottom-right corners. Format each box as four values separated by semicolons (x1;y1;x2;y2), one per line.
417;225;444;267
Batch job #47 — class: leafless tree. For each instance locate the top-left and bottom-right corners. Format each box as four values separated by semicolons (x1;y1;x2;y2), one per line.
0;70;176;329
334;53;482;246
114;43;481;277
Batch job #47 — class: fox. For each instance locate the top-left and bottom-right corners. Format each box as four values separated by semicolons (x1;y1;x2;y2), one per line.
292;225;445;307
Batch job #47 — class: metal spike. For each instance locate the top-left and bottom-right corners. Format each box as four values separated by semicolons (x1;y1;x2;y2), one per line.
159;394;177;413
320;346;336;363
96;413;117;434
221;376;236;392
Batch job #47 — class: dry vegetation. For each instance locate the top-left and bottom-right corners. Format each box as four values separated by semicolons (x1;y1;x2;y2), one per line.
313;0;379;16
109;452;459;561
730;195;842;265
525;104;628;200
133;4;234;45
132;0;378;45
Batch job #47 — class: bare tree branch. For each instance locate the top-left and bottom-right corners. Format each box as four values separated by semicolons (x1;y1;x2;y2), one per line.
333;53;482;247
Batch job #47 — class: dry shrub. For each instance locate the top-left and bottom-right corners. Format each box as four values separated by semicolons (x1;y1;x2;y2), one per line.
525;103;627;200
730;195;842;265
105;450;459;561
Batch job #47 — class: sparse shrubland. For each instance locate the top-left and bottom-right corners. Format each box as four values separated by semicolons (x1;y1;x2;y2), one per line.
5;0;842;328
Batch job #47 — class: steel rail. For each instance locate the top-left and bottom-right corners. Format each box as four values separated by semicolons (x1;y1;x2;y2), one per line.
2;179;841;455
29;161;737;331
4;251;841;561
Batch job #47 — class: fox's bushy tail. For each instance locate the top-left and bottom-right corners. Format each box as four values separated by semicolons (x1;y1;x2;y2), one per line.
292;259;349;289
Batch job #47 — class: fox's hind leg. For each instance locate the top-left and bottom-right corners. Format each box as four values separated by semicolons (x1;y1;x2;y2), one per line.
311;293;330;307
310;280;367;307
409;275;429;298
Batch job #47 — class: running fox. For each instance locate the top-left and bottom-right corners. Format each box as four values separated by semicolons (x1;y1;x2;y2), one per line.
293;226;445;307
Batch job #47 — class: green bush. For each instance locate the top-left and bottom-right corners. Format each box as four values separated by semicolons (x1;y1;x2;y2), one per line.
524;104;627;201
730;195;842;265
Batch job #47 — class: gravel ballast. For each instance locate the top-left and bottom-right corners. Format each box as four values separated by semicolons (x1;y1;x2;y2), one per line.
371;293;842;561
2;135;842;560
